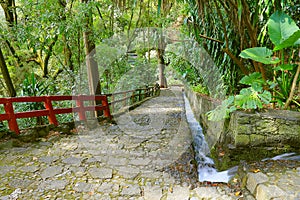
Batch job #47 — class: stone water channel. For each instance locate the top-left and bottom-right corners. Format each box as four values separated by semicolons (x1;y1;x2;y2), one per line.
0;87;239;199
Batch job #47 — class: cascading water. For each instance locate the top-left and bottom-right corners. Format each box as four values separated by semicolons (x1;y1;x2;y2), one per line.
183;94;238;183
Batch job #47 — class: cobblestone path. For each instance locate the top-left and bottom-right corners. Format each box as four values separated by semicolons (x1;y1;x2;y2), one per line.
0;88;238;199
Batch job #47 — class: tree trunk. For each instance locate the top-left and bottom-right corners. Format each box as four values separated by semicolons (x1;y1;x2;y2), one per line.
81;0;102;117
0;0;17;26
157;48;167;88
0;47;16;97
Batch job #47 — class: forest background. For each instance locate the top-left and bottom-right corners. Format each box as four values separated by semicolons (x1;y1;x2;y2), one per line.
0;0;299;128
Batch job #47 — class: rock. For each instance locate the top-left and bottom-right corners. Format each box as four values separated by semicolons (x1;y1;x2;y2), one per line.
39;180;68;190
246;172;269;194
166;186;190;200
97;182;114;194
38;128;48;137
143;186;162;200
121;184;141;196
40;166;63;180
18;129;38;143
117;167;140;179
129;158;151;166
19;165;39;173
88;167;112;179
39;156;59;164
62;157;83;166
8;179;34;188
256;184;287;200
73;182;94;193
0;166;15;176
54;124;70;134
107;157;128;166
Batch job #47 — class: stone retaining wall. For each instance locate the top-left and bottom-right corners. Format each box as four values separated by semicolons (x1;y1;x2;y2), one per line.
184;86;226;148
184;86;300;148
225;110;300;147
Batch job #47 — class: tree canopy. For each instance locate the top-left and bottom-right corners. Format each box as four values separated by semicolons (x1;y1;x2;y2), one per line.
0;0;299;113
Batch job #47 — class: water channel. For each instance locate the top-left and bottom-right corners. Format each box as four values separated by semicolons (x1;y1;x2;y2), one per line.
183;93;238;183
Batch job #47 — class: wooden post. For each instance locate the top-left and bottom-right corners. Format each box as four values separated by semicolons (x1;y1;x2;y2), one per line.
138;89;141;101
131;91;135;104
76;96;86;121
4;99;19;134
44;97;58;126
102;96;111;119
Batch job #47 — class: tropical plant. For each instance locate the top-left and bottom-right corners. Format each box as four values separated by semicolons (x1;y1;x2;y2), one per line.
207;11;300;121
239;11;300;109
207;72;271;121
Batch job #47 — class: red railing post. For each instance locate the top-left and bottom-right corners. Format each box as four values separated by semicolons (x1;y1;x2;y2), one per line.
76;95;86;121
4;99;20;134
102;96;111;119
44;97;58;126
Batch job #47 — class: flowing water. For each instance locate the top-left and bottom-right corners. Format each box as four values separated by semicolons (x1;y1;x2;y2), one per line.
183;92;300;183
183;94;238;183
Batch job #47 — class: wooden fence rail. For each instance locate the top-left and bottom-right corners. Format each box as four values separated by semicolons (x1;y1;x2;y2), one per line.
106;85;160;113
0;85;160;134
0;95;111;134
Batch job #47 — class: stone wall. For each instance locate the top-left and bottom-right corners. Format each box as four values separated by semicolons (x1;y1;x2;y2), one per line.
184;86;227;148
185;86;300;148
224;110;300;147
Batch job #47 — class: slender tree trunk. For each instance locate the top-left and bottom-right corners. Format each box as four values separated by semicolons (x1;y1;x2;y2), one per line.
0;0;17;26
0;47;16;97
157;40;167;88
81;0;102;117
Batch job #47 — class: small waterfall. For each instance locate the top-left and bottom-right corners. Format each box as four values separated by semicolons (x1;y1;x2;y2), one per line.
183;94;238;183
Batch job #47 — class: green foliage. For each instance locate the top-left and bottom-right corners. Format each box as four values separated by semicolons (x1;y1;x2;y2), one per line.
235;88;271;110
206;96;236;121
239;47;280;64
239;11;300;109
268;11;300;48
191;84;209;96
207;72;272;121
208;11;300;121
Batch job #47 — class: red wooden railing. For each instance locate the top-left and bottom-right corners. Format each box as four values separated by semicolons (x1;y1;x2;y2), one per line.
0;95;111;134
106;86;159;113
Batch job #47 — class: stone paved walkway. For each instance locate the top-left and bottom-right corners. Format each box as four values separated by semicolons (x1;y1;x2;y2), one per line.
0;88;237;199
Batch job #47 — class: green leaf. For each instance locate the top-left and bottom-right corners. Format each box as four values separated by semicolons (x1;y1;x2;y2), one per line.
206;96;235;121
157;0;161;16
258;90;272;104
237;0;242;22
235;88;261;109
239;72;264;86
268;11;299;46
273;30;300;51
274;64;296;71
239;47;280;64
